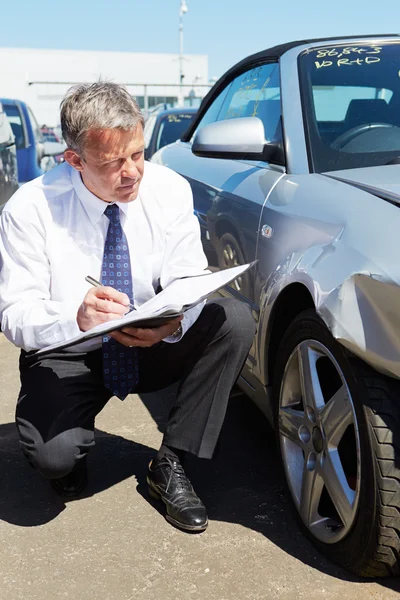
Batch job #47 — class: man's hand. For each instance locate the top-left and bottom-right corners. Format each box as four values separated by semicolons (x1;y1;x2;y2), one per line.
77;286;130;332
110;316;183;348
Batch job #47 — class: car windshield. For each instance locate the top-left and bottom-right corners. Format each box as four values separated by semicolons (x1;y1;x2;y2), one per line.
155;112;195;151
299;41;400;172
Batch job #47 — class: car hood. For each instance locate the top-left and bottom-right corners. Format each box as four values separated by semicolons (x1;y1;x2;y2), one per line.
323;165;400;205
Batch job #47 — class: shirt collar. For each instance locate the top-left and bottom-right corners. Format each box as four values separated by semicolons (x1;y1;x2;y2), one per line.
70;165;130;224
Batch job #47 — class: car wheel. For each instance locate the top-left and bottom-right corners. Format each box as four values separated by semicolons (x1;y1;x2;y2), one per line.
217;232;251;297
273;309;400;577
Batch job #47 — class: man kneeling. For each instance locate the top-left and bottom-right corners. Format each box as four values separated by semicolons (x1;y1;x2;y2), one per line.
0;82;256;532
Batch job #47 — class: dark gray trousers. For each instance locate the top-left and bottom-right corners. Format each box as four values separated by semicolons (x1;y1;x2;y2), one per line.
16;298;256;479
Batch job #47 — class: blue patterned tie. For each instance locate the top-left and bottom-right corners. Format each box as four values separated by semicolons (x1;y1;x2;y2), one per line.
102;203;138;400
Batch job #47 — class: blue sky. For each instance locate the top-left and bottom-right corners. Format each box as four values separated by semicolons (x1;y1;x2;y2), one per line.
1;0;400;79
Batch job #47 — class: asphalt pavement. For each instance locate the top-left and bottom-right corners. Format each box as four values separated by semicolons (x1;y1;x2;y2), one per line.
0;333;399;600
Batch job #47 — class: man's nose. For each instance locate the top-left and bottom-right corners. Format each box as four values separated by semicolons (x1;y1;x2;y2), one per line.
122;158;139;179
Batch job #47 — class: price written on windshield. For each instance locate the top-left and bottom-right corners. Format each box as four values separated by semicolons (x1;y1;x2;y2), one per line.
314;46;382;69
167;114;193;122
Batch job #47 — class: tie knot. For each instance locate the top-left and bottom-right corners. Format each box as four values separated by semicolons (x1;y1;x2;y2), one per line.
104;203;120;226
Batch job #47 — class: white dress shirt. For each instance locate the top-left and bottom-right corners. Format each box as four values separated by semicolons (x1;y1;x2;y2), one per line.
0;161;208;352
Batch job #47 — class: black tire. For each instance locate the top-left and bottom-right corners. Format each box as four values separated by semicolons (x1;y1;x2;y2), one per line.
217;232;252;297
273;309;400;577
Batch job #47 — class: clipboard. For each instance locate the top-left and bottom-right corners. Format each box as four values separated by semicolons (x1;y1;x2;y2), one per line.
33;261;257;357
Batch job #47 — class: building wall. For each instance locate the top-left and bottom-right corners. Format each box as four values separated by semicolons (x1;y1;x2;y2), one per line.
0;47;209;126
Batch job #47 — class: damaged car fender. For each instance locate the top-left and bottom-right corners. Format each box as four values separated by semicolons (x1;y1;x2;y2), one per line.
256;169;400;384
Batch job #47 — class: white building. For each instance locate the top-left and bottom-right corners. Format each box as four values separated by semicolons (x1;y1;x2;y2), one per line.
0;47;209;126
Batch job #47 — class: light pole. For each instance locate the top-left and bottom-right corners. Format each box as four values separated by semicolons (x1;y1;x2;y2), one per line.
178;0;188;106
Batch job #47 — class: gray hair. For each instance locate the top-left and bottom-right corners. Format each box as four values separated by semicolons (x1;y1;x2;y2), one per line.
60;81;144;155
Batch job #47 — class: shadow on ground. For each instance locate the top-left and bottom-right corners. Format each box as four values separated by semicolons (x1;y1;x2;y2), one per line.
0;420;155;527
0;387;399;594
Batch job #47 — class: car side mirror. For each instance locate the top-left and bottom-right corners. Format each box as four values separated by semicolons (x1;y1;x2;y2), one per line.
192;117;285;165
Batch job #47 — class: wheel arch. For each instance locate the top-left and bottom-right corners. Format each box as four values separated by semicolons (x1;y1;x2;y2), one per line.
215;217;238;238
266;283;315;386
213;216;255;279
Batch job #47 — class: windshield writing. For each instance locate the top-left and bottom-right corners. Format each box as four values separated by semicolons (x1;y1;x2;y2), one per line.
300;41;400;172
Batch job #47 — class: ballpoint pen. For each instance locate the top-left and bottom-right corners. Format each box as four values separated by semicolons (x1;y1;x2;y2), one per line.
85;275;135;311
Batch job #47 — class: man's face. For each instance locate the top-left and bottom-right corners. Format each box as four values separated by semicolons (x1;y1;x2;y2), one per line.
65;125;145;204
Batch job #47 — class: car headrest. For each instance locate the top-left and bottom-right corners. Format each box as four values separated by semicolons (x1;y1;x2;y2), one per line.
344;99;389;128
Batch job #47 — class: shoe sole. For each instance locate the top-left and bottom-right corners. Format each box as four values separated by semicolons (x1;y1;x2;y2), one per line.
50;458;88;499
147;479;208;532
50;475;88;499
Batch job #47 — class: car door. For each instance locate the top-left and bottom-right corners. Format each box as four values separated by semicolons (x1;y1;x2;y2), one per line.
2;101;29;184
156;62;285;381
158;62;284;308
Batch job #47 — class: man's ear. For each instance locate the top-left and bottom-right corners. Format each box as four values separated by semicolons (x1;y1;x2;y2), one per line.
64;149;84;171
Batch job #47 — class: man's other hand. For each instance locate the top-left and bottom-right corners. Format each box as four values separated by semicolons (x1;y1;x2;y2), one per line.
110;316;183;347
77;286;130;331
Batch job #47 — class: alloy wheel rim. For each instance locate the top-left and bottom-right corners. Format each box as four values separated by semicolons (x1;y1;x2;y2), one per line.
222;243;242;291
278;339;361;544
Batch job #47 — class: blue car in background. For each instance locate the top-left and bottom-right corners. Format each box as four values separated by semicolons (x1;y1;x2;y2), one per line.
0;98;65;185
0;101;18;211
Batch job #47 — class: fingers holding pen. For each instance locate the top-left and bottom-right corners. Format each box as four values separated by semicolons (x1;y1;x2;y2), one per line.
91;287;130;313
77;285;131;331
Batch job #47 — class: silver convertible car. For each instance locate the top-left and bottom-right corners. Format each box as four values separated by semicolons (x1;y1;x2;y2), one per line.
151;35;400;577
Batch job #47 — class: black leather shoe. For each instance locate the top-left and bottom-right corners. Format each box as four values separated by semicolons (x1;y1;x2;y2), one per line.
147;454;208;532
50;458;88;499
